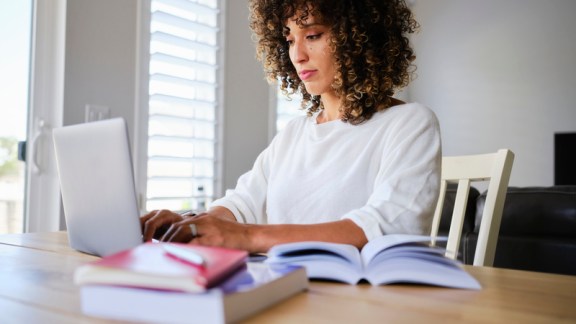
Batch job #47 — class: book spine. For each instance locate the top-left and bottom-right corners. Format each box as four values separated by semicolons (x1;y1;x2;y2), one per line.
81;286;225;324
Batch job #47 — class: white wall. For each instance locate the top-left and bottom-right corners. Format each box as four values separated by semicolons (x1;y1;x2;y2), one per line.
410;0;576;186
64;0;138;138
221;1;270;191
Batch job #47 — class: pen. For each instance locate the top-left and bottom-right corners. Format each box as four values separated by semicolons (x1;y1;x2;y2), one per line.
163;245;206;267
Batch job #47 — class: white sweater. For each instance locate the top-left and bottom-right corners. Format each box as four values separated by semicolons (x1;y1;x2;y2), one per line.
211;102;441;241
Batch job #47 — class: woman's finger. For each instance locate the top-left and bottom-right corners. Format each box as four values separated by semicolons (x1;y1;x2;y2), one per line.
139;210;158;230
162;222;191;243
142;210;182;242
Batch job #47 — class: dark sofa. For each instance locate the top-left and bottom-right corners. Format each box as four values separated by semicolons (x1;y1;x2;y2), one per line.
439;186;576;276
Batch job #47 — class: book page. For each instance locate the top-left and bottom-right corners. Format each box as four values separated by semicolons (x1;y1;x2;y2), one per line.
266;241;364;283
267;241;362;267
360;234;434;267
366;245;447;268
364;257;481;289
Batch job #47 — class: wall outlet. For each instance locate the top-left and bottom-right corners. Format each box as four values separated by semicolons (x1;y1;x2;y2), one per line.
85;104;110;122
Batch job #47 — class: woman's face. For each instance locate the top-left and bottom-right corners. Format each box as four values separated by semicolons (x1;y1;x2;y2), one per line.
285;15;337;98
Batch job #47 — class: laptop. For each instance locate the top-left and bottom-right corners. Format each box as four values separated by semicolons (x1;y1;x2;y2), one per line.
53;118;143;256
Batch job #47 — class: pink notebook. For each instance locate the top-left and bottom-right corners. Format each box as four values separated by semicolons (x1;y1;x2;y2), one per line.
74;243;248;293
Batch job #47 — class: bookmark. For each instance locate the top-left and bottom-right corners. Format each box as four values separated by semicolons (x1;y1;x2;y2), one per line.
163;245;206;267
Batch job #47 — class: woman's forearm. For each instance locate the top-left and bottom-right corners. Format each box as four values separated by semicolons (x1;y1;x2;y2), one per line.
246;219;368;252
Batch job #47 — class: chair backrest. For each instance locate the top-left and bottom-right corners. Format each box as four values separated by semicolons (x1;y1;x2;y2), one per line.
430;149;515;266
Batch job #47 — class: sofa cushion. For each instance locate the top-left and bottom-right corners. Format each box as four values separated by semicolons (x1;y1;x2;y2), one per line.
464;233;576;275
475;186;576;236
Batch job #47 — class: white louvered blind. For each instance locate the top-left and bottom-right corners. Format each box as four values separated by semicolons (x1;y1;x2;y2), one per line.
147;0;219;212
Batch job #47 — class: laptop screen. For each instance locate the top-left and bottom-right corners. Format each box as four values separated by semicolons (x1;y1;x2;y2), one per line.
53;118;143;256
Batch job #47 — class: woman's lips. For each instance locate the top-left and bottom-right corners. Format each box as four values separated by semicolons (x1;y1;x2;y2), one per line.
299;69;316;81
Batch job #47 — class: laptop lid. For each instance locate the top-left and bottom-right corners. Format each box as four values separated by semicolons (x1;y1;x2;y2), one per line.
53;118;143;256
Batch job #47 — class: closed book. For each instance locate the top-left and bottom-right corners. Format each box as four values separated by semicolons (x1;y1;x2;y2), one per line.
266;234;481;289
74;243;248;292
79;262;308;324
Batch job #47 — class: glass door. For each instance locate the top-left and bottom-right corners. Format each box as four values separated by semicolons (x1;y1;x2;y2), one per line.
0;0;33;234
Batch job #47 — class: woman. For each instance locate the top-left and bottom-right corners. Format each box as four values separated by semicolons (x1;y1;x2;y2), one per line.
141;0;441;253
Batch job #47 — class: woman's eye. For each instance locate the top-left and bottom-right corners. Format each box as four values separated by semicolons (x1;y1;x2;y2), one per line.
286;39;294;46
307;33;323;40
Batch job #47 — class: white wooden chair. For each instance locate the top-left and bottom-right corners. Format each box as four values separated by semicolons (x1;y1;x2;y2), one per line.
430;149;515;266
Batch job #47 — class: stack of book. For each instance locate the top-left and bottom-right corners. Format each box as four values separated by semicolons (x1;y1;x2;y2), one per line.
74;243;308;323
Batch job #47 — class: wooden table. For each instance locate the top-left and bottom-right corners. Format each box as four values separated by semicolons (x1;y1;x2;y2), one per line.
1;232;575;323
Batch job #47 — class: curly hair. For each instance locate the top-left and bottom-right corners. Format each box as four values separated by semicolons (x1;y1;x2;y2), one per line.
249;0;419;124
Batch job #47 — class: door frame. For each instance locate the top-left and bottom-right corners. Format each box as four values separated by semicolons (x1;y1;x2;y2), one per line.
24;0;66;232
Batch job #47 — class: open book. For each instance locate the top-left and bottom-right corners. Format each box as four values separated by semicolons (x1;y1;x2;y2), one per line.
265;234;481;289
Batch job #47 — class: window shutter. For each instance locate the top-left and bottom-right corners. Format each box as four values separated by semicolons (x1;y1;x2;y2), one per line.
147;0;219;212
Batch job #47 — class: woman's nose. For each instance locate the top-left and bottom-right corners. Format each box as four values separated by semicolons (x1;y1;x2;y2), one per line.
290;41;308;64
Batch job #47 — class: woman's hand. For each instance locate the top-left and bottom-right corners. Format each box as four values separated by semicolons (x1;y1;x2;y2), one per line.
140;209;186;242
163;214;251;249
160;208;258;252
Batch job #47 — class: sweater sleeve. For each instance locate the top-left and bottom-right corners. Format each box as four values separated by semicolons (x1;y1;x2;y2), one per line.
342;105;442;240
209;138;277;224
209;151;269;224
